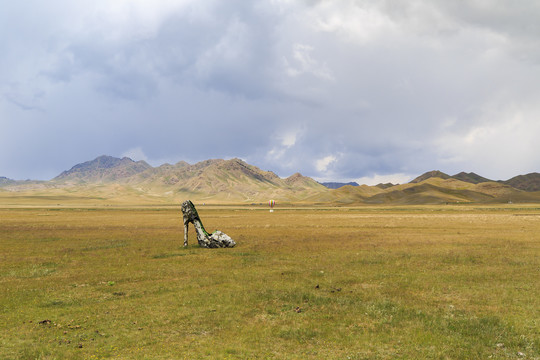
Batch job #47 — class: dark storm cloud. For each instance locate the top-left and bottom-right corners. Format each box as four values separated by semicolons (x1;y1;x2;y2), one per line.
1;0;540;183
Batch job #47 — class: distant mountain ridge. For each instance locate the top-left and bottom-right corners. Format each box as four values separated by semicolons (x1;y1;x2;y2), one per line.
0;176;42;188
3;156;540;204
49;155;326;202
55;155;152;183
410;171;452;183
375;183;395;189
452;172;492;184
320;181;360;189
504;173;540;192
310;170;540;204
326;177;540;205
0;176;15;185
412;170;494;184
410;170;540;192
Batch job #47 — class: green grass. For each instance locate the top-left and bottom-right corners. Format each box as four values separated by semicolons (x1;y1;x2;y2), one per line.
0;206;539;359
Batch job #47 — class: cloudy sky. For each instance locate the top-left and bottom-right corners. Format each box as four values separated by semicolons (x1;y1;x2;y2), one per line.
2;0;540;184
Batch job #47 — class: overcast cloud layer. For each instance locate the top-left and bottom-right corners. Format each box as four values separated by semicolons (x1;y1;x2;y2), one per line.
2;0;540;184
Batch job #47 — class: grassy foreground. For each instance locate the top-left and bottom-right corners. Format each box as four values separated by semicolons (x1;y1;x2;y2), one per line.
1;205;539;359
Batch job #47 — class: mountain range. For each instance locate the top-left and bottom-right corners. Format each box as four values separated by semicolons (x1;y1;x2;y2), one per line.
2;155;540;204
1;156;325;203
319;181;360;189
409;170;540;192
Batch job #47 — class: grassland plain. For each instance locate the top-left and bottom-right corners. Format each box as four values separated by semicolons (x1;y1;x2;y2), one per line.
0;205;539;359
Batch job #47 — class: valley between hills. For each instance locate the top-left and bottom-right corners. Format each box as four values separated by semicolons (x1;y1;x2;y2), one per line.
2;155;540;206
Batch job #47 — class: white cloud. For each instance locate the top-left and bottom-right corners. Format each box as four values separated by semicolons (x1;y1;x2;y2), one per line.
81;0;196;41
280;131;297;148
310;1;397;44
2;1;540;181
434;102;540;179
284;43;334;80
355;173;413;186
266;128;301;163
195;18;251;79
315;155;337;172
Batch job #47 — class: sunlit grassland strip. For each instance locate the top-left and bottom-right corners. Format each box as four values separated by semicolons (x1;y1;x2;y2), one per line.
0;206;539;359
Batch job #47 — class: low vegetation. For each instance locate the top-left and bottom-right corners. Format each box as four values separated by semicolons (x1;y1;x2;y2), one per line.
1;204;539;359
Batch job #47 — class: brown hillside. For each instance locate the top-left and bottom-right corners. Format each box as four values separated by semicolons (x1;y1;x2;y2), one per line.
452;172;492;184
5;156;540;205
503;173;540;192
54;155;151;183
365;181;495;205
127;158;326;202
410;170;451;183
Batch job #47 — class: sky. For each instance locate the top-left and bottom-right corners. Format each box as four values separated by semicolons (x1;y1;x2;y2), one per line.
2;0;540;184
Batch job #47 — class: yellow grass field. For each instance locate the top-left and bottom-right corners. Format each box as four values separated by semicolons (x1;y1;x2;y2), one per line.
1;204;539;359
